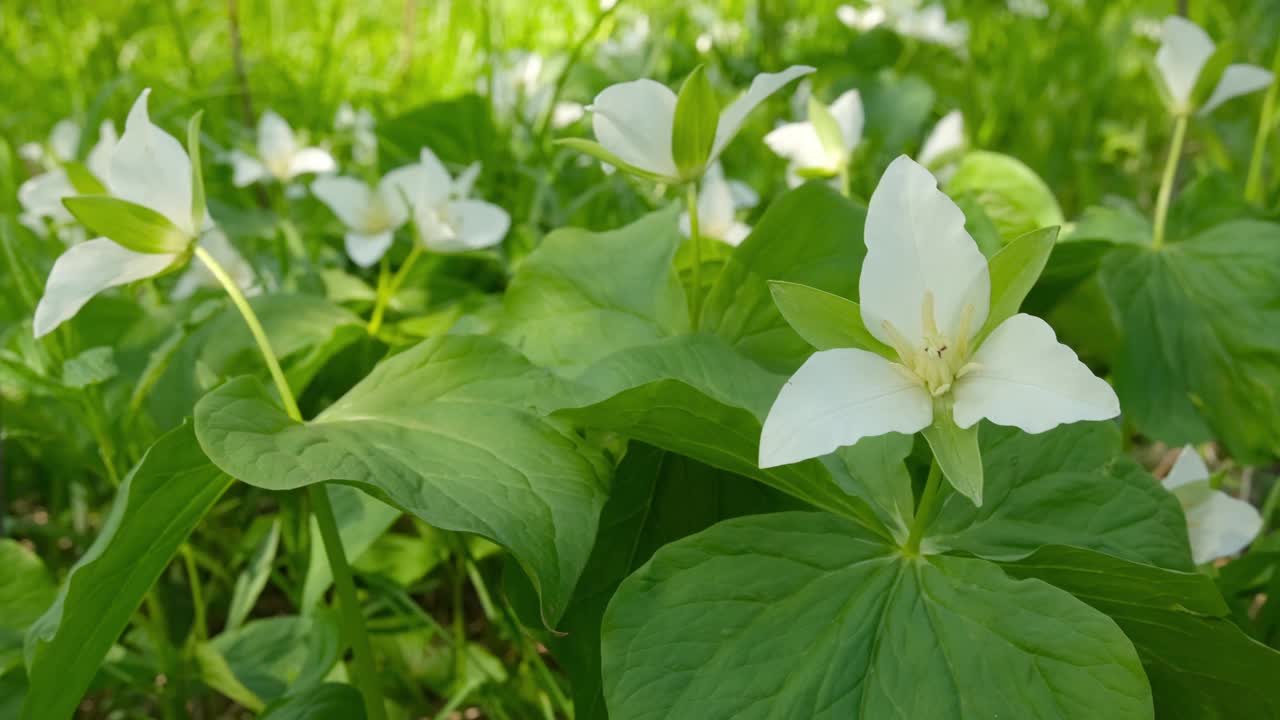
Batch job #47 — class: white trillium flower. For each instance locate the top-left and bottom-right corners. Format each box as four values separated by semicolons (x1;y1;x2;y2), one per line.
765;89;864;187
312;168;417;268
679;163;758;246
586;65;815;183
396;148;511;254
34;90;205;338
1155;16;1274;116
1163;446;1263;565
759;156;1119;468
836;1;968;54
231;110;337;187
917;110;965;182
18;121;119;235
335;103;378;166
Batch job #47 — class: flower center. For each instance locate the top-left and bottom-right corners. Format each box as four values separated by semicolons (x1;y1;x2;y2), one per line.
882;291;979;397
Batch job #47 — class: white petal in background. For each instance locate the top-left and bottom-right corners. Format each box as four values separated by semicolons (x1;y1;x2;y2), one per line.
1199;64;1275;115
860;155;990;347
764;122;830;175
230;150;268;188
1155;16;1215;111
49;119;81;163
86;121;119;182
425;200;510;253
759;348;932;468
710;65;815;161
830;89;865;155
1164;445;1211;489
171;229;259;300
591;78;679;178
257;110;298;174
34;238;178;337
1163;446;1264;565
18;170;77;227
312;176;379;230
286;147;337;179
951;313;1120;433
918;110;965;169
344;231;395;268
110;89;195;235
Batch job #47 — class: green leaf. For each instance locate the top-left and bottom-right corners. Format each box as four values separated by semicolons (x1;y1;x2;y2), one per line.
62;195;191;254
60;161;106;195
807;95;845;160
602;512;1153;719
225;519;280;632
979;226;1058;342
671;65;719;180
301;486;400;610
1099;221;1280;462
701;182;869;373
497;205;689;375
261;683;366;720
199;615;341;709
822;433;916;536
0;541;55;654
1004;545;1280;718
194;334;610;625
945;151;1064;241
60;346;117;388
551;444;797;720
22;424;233;720
187;111;206;233
553;138;672;183
921;406;984;506
767;280;894;358
927;423;1193;570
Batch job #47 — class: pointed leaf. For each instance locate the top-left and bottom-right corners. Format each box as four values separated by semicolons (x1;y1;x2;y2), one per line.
671;65;719;180
62;195;191;254
188;111;207;233
979;226;1058;343
554;138;671;183
767;280;894;358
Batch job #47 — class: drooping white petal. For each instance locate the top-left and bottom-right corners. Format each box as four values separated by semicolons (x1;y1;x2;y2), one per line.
344;230;395;267
230;150;268;187
1164;445;1210;490
590;78;679;178
763;122;831;170
49;119;81;162
312;176;376;230
918;110;964;168
452;162;482;199
286;147;337;179
257;110;297;174
952;313;1120;432
110;89;194;235
382;149;452;212
699;165;739;234
34;238;178;337
759;348;933;468
1199;64;1275;115
710;65;816;161
830;89;864;154
1156;16;1216;110
727;179;759;208
86;120;118;182
721;221;753;247
1185;491;1263;565
860;155;990;347
18;170;76;225
424;199;510;253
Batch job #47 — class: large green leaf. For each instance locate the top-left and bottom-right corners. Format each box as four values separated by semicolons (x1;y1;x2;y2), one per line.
22;424;233;720
261;683;366;719
927;423;1192;570
700;182;867;373
194;334;610;625
1004;545;1280;718
198;615;341;711
554;334;888;532
497;205;689;375
945;151;1064;241
0;542;55;656
602;512;1152;719
1099;221;1280;462
553;444;798;720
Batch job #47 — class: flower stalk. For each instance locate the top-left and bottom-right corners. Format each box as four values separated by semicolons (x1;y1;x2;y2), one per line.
904;460;943;556
1152;112;1188;249
1245;45;1280;204
368;245;425;335
686;182;705;322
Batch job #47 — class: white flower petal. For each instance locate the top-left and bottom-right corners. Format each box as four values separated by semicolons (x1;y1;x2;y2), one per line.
110;89;194;234
426;199;510;253
590;78;679;178
86;120;118;182
313;176;375;230
34;238;177;337
172;228;258;300
18;170;76;224
697;166;738;236
257;110;297;172
1156;16;1215;110
452;162;482;199
860;155;989;347
344;230;395;267
759;348;932;468
711;65;815;161
830;89;864;153
1164;445;1210;490
952;313;1120;432
286;147;337;178
1185;491;1263;565
552;101;586;129
1199;64;1274;115
722;221;752;247
918;110;964;168
382;150;452;212
763;121;831;170
727;179;759;208
230;150;268;187
49;119;81;162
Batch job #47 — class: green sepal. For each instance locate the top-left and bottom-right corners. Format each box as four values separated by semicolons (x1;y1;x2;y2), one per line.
977;226;1058;344
61;195;192;254
671;65;719;181
188;111;207;233
60;161;107;195
921;400;984;507
768;280;896;360
555;138;674;184
807;95;846;161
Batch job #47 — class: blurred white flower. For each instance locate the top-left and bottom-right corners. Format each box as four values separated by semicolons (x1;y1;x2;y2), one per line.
1155;16;1274;116
171;228;260;300
917;110;966;182
396;148;511;254
765;89;864;187
312;168;415;267
760;156;1118;471
1007;0;1048;19
230;110;337;187
1163;446;1263;565
836;1;968;54
18;121;118;235
335;102;378;166
679;163;757;246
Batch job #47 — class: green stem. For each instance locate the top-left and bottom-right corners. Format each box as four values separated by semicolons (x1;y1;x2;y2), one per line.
685;182;704;323
1152;113;1189;249
367;245;424;336
904;461;943;556
1245;45;1280;204
837;163;852;199
534;0;623;147
143;592;183;720
195;246;386;720
181;544;207;644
